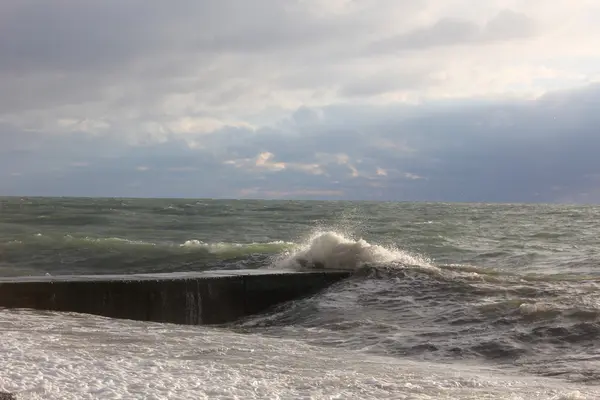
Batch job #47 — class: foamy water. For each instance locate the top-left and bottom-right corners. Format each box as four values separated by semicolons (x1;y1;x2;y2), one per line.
273;231;433;271
181;239;295;254
1;309;597;400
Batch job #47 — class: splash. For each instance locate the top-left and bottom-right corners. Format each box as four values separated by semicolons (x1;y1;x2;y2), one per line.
273;231;432;271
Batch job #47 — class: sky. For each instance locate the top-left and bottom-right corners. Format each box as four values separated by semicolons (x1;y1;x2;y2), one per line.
1;0;600;203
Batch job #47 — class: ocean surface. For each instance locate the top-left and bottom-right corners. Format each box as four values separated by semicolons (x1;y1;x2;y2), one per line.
1;197;600;399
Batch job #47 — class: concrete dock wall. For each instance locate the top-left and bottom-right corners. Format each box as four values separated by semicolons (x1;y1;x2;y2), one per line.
0;269;351;325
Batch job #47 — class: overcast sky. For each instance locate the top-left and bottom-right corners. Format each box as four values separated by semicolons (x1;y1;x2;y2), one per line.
1;0;599;202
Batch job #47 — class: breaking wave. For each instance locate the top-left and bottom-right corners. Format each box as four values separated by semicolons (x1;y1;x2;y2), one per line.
272;231;433;271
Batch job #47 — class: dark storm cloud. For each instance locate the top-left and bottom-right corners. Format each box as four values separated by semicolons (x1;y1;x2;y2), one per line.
208;84;600;202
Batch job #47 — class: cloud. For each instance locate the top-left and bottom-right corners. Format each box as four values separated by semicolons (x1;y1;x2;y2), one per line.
338;70;438;98
238;188;344;200
1;0;597;126
371;10;536;52
225;151;325;175
372;18;480;51
483;9;536;40
1;1;600;202
3;83;600;202
403;173;424;181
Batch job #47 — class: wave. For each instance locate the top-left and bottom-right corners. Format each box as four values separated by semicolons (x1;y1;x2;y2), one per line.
179;240;295;255
3;233;294;257
271;231;433;271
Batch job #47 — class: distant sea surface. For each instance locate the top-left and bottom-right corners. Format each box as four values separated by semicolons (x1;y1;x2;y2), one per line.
1;197;600;399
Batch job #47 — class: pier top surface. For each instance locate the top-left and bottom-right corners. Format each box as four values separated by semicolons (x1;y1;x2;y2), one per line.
0;269;352;283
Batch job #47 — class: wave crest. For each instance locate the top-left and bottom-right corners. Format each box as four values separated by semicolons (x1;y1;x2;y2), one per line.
273;231;432;271
180;240;294;255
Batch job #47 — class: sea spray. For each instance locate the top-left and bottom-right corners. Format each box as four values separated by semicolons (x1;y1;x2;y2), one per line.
272;231;433;270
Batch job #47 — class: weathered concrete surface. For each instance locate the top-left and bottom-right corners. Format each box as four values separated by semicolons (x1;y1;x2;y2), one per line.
0;269;350;325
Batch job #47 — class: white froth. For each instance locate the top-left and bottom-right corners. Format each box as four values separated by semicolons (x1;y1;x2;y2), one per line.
1;309;597;400
180;240;294;255
273;231;433;270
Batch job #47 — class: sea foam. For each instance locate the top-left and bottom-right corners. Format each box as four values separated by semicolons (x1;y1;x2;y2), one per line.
0;309;596;400
273;231;433;270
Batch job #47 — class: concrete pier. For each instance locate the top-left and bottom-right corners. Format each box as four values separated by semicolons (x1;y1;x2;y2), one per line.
0;269;351;325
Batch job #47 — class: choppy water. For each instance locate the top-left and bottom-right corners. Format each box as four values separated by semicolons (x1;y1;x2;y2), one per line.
1;197;600;399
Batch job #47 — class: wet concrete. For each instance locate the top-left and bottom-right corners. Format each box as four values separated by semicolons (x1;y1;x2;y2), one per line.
0;269;351;325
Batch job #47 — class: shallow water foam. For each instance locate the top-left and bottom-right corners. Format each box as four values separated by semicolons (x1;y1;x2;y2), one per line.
1;309;598;400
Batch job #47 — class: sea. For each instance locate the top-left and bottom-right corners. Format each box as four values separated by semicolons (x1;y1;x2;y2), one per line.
1;197;600;399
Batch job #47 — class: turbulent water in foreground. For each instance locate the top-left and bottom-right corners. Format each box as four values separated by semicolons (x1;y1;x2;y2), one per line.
1;197;600;399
